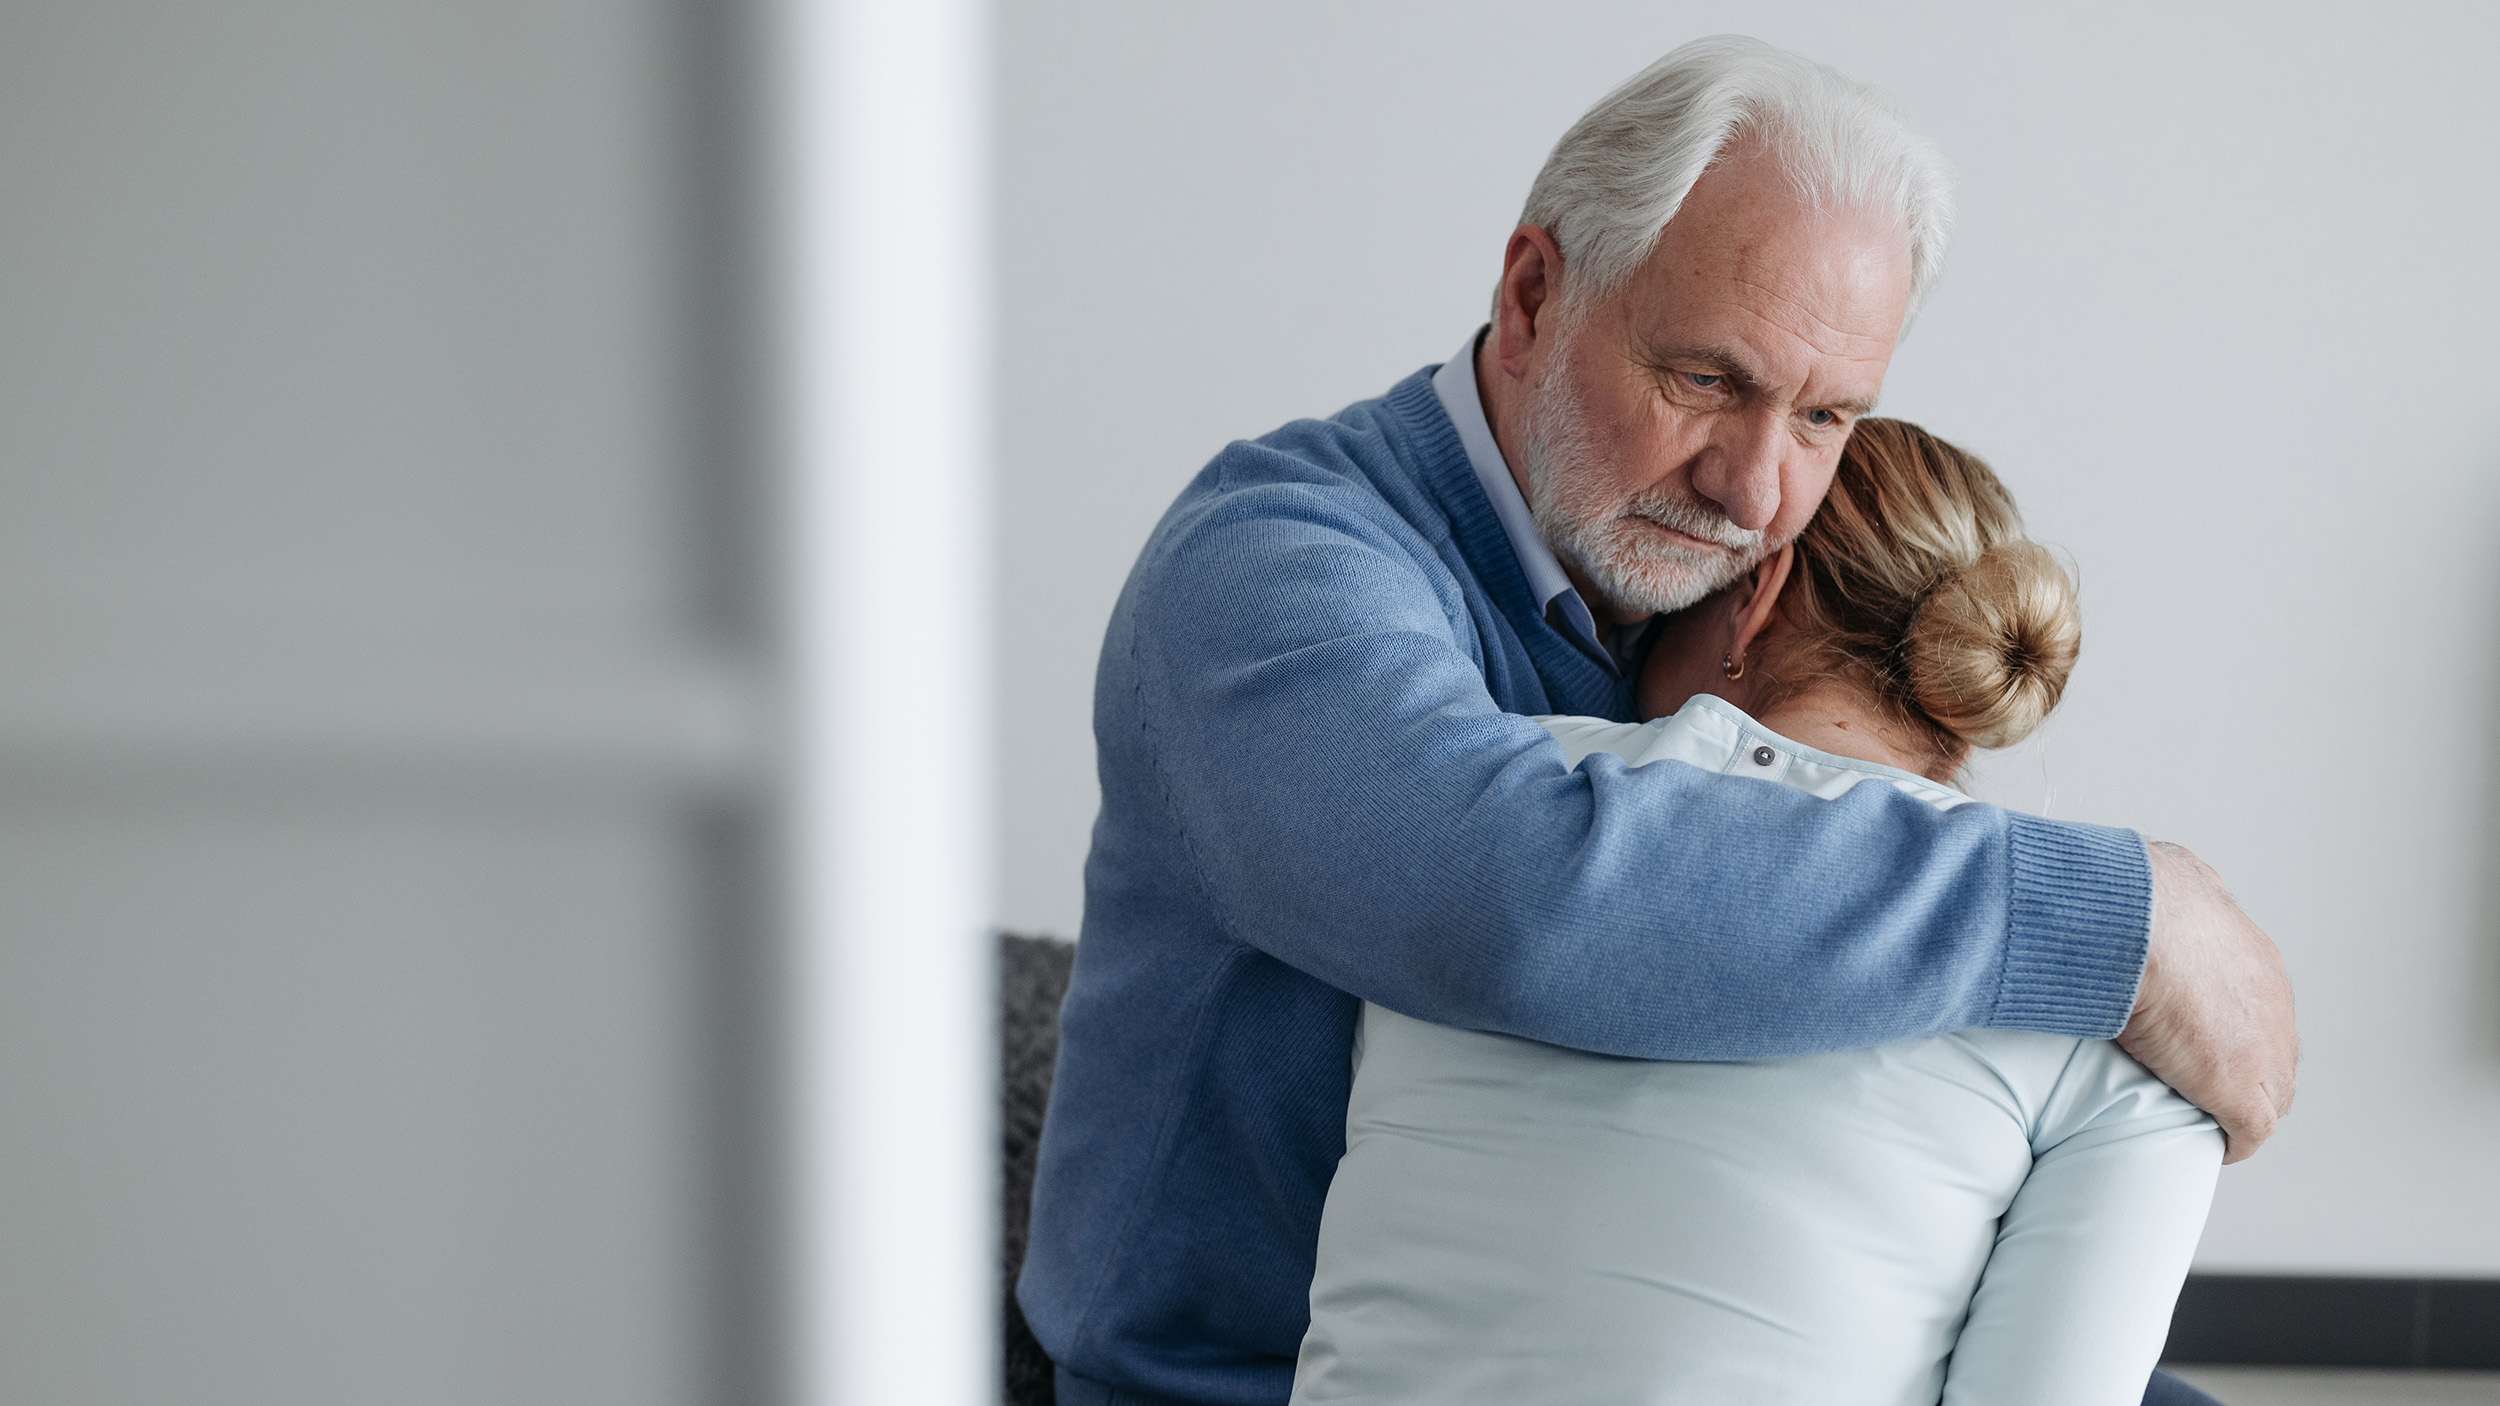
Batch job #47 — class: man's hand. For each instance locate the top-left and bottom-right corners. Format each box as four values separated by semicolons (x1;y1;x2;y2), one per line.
2117;841;2298;1164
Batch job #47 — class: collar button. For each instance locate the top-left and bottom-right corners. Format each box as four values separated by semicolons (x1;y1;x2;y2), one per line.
1752;745;1777;766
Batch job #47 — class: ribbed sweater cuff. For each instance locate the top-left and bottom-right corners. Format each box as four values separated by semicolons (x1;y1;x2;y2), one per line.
1991;813;2155;1038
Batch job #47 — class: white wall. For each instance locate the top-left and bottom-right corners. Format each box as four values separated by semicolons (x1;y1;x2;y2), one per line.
997;1;2500;1274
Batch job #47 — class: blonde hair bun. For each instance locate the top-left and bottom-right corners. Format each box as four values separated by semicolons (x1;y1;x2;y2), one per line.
1778;419;2080;762
1900;540;2079;751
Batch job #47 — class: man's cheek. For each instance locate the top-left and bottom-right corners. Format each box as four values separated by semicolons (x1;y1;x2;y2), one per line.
1784;465;1841;533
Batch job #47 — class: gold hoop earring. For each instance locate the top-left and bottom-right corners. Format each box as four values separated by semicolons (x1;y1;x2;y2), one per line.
1722;653;1745;681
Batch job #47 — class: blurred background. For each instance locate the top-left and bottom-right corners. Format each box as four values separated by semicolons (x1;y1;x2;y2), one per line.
0;1;2494;1403
0;3;780;1404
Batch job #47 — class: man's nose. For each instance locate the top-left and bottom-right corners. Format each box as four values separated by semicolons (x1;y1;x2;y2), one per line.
1691;412;1785;532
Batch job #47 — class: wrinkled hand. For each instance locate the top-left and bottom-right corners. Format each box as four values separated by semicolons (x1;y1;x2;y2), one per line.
2116;841;2298;1163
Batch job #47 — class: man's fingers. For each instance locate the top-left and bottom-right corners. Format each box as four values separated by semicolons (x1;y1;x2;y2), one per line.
2214;1095;2277;1165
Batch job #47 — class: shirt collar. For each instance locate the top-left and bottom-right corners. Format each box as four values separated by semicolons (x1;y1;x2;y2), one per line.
1431;327;1618;673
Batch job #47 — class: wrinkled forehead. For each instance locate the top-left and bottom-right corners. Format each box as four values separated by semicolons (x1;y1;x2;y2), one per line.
1610;195;1913;400
1592;139;1913;357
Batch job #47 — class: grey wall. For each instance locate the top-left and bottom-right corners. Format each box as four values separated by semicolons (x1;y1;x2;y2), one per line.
997;2;2500;1273
0;3;767;1402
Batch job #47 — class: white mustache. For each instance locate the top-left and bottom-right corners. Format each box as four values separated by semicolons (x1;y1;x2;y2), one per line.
1626;494;1763;553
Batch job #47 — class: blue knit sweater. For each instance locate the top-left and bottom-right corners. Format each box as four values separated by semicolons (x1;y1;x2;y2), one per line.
1020;367;2154;1406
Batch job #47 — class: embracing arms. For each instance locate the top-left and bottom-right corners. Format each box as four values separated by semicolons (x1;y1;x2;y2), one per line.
1120;480;2145;1057
1121;469;2294;1148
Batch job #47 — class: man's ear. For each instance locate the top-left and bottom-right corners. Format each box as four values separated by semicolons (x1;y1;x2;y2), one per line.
1728;544;1797;665
1492;225;1567;381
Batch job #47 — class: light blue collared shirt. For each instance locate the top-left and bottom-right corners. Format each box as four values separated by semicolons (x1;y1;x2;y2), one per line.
1431;328;1626;674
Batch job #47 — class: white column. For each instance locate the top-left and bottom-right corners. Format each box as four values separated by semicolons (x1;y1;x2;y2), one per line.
780;0;995;1402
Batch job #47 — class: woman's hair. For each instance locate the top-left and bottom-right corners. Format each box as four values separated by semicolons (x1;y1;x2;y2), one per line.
1516;35;1954;324
1775;419;2080;758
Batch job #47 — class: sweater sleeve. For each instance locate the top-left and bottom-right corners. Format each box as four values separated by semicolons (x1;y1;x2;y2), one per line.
1120;476;2152;1059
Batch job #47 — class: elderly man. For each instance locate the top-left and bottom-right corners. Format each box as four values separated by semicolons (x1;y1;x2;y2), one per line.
1021;36;2294;1406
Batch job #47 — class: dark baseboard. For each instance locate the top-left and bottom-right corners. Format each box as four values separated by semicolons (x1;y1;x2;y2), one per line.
2163;1274;2500;1369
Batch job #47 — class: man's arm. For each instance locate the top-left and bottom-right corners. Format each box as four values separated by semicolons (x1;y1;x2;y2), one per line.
2124;842;2299;1162
1120;473;2151;1060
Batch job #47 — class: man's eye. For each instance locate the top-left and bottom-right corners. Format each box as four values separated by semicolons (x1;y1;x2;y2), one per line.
1686;373;1723;389
1804;408;1837;427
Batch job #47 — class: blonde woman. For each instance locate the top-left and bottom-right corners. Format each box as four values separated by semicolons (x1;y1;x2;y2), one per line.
1290;421;2222;1406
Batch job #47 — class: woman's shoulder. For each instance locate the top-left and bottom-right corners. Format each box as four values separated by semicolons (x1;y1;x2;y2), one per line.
1948;1030;2217;1153
1533;696;1975;812
2037;1037;2219;1151
1531;712;1708;771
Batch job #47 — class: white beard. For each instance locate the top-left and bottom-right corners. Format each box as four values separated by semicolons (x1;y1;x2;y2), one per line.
1514;320;1766;617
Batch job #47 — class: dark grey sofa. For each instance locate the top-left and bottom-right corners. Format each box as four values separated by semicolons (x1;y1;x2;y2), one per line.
1001;932;1076;1406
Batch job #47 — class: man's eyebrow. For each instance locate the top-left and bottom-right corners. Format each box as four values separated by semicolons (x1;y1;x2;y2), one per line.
1640;340;1765;387
1640;339;1879;416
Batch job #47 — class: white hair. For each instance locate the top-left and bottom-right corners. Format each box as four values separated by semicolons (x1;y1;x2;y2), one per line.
1517;35;1955;323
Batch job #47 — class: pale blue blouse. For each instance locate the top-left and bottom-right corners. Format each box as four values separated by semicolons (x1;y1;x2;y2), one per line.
1290;696;2222;1406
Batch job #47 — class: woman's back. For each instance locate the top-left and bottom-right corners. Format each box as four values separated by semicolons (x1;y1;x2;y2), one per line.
1289;700;2220;1406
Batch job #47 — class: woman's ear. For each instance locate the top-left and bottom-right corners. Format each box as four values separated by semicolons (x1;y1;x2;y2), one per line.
1727;544;1796;668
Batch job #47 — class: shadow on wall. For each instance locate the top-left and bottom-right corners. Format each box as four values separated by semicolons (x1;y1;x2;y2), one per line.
2476;482;2500;1072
